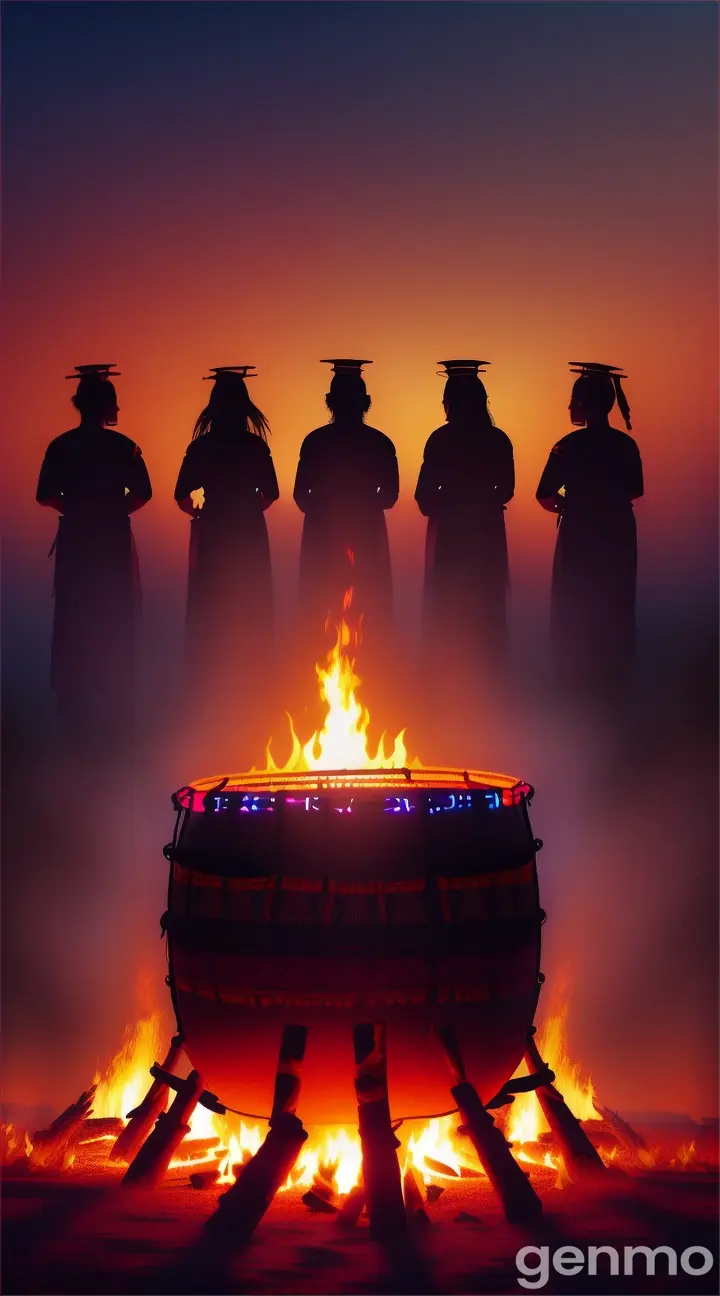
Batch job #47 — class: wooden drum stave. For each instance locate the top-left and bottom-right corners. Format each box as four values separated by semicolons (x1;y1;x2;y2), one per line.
164;770;544;1124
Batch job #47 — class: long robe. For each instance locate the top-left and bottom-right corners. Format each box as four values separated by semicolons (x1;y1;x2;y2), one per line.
175;431;279;699
36;427;151;722
293;422;399;655
536;425;644;688
415;423;515;673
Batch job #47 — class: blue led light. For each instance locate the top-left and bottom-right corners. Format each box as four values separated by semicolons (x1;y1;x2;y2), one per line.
383;797;415;814
238;795;275;814
425;791;503;814
210;788;505;817
429;793;476;813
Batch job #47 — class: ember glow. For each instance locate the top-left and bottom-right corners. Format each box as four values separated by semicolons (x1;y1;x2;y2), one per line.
4;1006;711;1192
265;590;415;774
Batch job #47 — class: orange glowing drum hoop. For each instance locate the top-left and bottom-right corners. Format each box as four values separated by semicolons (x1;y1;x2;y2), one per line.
165;767;544;1124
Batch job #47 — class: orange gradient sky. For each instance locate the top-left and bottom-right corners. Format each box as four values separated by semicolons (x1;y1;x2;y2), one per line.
1;2;717;638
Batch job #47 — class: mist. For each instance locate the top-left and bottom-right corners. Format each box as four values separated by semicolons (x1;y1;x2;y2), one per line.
2;498;717;1124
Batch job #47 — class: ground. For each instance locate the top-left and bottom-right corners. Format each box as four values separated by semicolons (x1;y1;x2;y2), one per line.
2;1163;718;1296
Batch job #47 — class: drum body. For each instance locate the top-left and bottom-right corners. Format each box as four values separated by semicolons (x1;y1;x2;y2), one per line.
166;770;543;1124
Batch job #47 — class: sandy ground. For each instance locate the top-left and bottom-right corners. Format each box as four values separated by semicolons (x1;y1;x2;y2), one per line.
2;1161;718;1296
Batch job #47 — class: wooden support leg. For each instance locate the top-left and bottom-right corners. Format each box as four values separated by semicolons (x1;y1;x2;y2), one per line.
525;1033;605;1178
203;1025;309;1243
122;1070;204;1189
110;1035;184;1164
353;1022;406;1242
438;1025;543;1224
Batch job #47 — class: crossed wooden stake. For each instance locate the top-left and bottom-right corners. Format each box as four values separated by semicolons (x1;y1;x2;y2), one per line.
114;1020;605;1240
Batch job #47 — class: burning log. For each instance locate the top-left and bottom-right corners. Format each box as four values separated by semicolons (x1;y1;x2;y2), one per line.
30;1086;96;1168
336;1183;365;1228
203;1025;309;1243
402;1164;431;1227
591;1099;648;1162
423;1155;459;1178
437;1025;543;1224
524;1033;605;1179
353;1022;406;1242
302;1189;338;1214
164;1137;224;1171
122;1070;204;1189
302;1168;338;1212
513;1140;557;1162
575;1121;632;1157
110;1034;184;1163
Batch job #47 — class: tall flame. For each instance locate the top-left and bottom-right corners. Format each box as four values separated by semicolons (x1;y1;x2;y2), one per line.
92;1012;164;1121
265;589;413;773
507;1006;596;1146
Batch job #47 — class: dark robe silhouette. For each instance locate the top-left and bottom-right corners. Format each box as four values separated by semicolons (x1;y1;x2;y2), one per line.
174;427;279;691
36;425;151;725
294;421;399;648
416;422;514;672
537;425;643;688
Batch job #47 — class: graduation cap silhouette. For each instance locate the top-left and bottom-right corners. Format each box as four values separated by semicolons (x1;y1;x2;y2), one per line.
569;362;632;429
321;359;372;375
65;363;121;380
438;359;491;377
569;361;627;379
203;365;257;381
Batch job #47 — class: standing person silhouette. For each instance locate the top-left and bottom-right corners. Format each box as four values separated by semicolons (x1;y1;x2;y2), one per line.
294;360;399;663
415;361;515;679
174;366;279;759
36;364;151;737
536;361;643;692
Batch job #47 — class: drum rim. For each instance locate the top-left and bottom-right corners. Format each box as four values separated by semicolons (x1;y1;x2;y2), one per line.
176;767;532;805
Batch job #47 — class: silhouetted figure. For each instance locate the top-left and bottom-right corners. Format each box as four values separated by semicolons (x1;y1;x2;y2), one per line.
174;367;279;750
415;361;514;677
36;364;151;736
536;361;643;692
294;360;399;657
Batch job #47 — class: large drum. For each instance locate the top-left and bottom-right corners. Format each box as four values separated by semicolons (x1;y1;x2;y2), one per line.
165;768;544;1124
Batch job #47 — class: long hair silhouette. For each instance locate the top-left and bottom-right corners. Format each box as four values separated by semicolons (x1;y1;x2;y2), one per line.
192;369;270;442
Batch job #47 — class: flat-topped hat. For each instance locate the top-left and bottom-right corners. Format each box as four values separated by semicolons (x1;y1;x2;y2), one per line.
203;365;257;380
65;363;120;380
569;360;627;379
321;359;372;375
438;359;491;377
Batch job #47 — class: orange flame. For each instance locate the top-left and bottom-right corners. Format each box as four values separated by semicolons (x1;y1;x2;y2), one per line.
264;590;416;773
407;1115;485;1183
92;1012;164;1122
507;1007;596;1150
